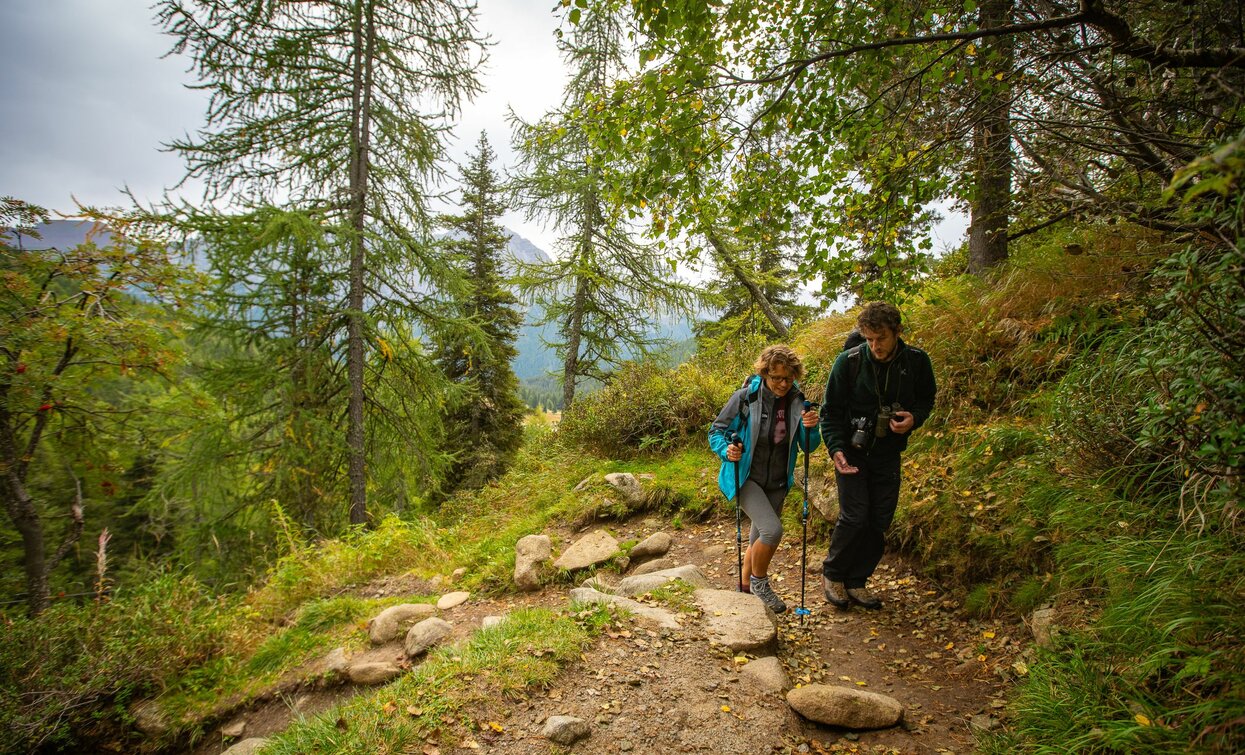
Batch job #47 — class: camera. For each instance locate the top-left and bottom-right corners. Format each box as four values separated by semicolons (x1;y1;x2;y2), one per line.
875;403;904;438
850;417;870;449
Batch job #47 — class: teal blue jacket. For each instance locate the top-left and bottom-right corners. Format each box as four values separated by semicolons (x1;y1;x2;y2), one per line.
708;375;822;501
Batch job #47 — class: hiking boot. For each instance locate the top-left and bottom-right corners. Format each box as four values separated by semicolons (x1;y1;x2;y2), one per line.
750;576;787;614
847;585;883;610
823;576;849;609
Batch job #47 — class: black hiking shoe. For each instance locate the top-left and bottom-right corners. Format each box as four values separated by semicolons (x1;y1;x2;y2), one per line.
847;585;883;610
750;576;787;614
823;576;849;609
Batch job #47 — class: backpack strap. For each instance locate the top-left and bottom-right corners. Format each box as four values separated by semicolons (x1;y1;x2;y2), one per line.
737;375;761;425
846;343;867;388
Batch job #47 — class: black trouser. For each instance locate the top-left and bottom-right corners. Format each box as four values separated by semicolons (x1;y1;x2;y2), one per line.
821;452;902;589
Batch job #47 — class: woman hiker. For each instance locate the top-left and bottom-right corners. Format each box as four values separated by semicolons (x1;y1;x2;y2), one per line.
709;344;821;614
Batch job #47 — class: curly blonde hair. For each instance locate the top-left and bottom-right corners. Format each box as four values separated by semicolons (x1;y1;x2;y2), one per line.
753;344;804;381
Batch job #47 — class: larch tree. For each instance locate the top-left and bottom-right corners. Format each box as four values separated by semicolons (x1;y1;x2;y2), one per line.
509;0;697;410
156;0;487;524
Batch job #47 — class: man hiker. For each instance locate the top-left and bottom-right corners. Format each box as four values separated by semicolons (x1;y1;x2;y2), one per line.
820;302;937;610
709;344;821;614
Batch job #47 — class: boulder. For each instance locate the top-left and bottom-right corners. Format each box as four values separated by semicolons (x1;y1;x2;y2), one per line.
369;603;437;644
320;646;350;676
129;700;169;736
404;617;453;657
347;661;403;686
482;615;505;629
615;565;708;597
514;534;552;591
1029;607;1056;648
786;685;904;729
221;719;246;738
693;589;776;652
436;591;470;610
221;739;270;755
740;656;789;693
553;530;620;572
629;531;672;562
604;472;644;504
632;556;680;575
569;587;681;630
542;715;591;745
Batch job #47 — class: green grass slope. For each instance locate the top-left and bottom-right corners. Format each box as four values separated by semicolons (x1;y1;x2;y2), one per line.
3;192;1242;752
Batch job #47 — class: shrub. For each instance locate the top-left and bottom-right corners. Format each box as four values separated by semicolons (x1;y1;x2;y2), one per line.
558;359;734;457
0;574;230;752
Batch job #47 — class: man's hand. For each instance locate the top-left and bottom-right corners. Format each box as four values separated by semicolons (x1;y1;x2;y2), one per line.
889;410;915;434
801;408;819;428
833;451;859;475
727;441;742;462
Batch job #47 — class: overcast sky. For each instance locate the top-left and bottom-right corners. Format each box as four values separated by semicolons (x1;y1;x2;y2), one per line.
0;1;965;289
0;0;568;253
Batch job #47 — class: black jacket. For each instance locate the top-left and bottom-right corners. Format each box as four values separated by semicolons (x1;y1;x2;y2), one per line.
820;339;937;457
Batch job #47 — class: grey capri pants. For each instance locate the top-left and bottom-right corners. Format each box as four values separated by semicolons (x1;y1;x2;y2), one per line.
739;480;787;547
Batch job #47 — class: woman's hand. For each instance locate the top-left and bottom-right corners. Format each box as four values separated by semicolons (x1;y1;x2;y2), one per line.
801;408;819;428
727;441;742;462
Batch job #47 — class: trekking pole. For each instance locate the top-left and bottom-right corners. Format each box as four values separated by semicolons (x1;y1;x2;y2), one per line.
730;431;744;592
795;400;819;622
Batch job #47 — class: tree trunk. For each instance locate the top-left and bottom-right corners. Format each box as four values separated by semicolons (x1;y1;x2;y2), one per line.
968;0;1014;274
346;0;377;527
1;409;83;616
5;476;50;616
703;227;789;339
562;271;589;411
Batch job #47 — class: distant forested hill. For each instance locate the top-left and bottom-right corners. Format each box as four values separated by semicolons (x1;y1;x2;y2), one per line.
7;220;695;408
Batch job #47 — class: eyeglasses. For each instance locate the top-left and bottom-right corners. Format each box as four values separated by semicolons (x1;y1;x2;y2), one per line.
766;373;793;385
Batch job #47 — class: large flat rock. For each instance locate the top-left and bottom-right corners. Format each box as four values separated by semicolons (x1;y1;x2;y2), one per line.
615;565;708;596
693;588;776;652
569;587;681;629
554;530;620;571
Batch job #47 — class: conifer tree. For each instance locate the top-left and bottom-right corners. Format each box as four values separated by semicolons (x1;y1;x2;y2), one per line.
434;134;525;491
509;0;696;409
157;0;486;524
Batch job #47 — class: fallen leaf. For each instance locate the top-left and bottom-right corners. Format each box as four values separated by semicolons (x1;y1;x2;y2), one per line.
1135;714;1152;727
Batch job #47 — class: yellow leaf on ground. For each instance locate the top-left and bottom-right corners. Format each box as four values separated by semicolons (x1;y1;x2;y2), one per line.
488;721;504;732
721;705;731;712
1135;714;1152;727
983;631;996;639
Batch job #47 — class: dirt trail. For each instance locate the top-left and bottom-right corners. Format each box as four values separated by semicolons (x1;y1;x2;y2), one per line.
196;515;1026;755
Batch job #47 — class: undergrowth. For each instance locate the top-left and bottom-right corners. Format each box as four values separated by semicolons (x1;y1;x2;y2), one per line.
260;603;616;753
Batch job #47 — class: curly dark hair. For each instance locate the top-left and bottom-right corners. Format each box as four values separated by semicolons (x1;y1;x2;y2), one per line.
857;301;903;335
